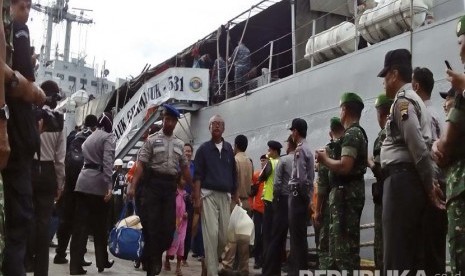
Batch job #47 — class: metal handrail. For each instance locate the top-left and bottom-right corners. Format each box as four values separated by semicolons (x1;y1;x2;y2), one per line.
115;108;161;160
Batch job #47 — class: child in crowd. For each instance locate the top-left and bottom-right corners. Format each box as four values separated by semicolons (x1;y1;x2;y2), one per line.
164;176;188;276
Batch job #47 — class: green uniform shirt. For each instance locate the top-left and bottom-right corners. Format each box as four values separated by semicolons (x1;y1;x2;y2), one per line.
318;140;340;196
373;128;386;181
339;123;368;200
318;143;331;197
445;95;465;202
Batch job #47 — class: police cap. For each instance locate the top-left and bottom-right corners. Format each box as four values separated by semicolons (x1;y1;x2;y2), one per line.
162;103;181;119
378;49;412;78
439;87;456;99
457;15;465;37
289;118;307;134
340;92;364;109
267;140;282;151
375;94;393;108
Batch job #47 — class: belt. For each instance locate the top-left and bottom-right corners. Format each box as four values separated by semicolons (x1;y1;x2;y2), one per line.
152;172;177;181
83;163;103;172
33;160;54;166
382;162;416;176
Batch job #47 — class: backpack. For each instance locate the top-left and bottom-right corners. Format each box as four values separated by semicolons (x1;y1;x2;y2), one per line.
65;129;92;188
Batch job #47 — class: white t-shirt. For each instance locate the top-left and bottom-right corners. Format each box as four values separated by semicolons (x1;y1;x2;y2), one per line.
215;141;223;152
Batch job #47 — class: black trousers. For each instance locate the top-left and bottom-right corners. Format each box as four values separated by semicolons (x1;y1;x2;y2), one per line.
142;178;176;273
262;195;289;276
288;191;310;276
183;197;194;261
262;200;274;256
2;160;33;276
383;169;426;276
252;210;264;265
55;171;80;259
423;193;447;275
26;161;57;276
55;189;77;259
69;192;110;271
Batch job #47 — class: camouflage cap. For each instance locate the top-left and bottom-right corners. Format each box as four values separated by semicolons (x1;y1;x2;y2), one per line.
457;15;465;37
375;93;393;108
330;117;343;130
340;92;364;109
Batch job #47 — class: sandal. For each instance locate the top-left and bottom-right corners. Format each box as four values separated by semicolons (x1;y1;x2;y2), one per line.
181;260;189;267
164;260;171;271
176;267;183;276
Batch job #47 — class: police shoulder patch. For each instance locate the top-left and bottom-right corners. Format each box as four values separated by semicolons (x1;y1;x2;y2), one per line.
398;101;410;120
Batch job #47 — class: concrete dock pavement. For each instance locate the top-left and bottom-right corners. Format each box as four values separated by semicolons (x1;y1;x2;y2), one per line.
42;240;265;275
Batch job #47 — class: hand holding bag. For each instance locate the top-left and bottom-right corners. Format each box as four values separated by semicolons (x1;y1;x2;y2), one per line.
108;202;144;261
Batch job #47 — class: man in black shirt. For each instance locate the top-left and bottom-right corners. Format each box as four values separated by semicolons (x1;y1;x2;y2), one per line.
1;0;44;274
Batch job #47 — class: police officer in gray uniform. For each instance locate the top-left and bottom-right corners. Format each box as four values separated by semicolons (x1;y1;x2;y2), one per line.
288;118;314;276
377;49;445;274
128;104;192;276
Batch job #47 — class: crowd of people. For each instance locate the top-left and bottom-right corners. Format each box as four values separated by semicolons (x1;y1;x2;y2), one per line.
189;41;253;104
0;0;465;276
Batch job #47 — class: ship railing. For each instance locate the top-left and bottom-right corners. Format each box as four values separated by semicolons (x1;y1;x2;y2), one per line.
211;0;453;104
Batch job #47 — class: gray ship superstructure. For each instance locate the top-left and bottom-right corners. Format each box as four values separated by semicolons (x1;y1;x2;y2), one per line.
32;0;115;97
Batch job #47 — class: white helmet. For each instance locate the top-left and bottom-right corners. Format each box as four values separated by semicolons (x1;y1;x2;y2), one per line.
114;159;123;166
127;160;135;169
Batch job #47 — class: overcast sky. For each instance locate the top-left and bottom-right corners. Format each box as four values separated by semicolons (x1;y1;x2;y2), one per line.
28;0;260;81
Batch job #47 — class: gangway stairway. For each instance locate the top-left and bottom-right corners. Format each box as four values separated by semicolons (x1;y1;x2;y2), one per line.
115;107;162;163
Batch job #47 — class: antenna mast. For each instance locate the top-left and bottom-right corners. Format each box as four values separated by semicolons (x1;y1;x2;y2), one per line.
32;0;93;63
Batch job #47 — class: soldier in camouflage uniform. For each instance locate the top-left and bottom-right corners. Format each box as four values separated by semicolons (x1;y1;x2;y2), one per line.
367;94;392;272
316;93;368;273
314;117;344;270
432;15;465;275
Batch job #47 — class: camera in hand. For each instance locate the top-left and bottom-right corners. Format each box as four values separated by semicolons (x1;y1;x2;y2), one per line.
35;107;64;132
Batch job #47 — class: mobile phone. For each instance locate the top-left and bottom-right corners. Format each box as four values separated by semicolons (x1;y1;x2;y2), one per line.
445;60;452;70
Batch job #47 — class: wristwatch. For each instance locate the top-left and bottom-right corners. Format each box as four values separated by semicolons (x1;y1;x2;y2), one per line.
0;104;9;120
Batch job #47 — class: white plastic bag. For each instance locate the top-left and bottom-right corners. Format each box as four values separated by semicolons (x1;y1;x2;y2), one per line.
227;205;254;242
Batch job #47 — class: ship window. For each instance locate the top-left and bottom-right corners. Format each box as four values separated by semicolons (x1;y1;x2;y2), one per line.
45;71;52;77
80;78;87;85
91;80;98;87
68;76;76;82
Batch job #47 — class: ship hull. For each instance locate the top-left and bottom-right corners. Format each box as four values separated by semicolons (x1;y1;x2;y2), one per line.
177;15;461;259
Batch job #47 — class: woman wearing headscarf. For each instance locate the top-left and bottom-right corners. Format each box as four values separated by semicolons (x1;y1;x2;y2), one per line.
69;112;115;275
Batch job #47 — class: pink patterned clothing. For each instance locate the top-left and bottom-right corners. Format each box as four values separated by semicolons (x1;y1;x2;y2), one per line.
167;188;187;257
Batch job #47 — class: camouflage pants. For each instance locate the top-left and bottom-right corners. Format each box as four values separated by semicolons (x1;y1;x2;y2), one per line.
447;193;465;275
318;200;332;269
374;202;383;271
329;188;364;274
